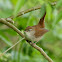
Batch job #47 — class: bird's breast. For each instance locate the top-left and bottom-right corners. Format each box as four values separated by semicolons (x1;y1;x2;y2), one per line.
24;31;42;42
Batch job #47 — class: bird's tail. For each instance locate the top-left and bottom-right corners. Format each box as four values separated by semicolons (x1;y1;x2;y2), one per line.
38;12;46;28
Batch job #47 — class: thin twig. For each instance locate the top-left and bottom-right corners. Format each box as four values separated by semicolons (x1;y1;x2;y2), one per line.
10;2;56;19
10;6;41;19
0;38;25;57
17;6;41;17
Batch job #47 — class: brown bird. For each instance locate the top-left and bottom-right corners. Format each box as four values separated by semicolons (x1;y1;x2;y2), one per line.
24;13;48;43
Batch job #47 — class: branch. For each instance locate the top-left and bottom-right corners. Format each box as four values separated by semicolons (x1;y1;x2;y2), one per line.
0;18;53;62
10;2;56;19
6;18;14;24
30;43;53;62
17;6;41;17
0;38;24;57
10;6;41;19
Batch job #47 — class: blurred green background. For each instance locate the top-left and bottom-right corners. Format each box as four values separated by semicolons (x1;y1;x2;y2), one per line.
0;0;62;62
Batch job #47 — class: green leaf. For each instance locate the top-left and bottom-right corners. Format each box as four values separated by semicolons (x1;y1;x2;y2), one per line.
46;3;52;21
52;8;58;27
5;29;17;36
0;31;12;46
0;0;13;18
0;9;13;18
40;4;46;18
10;0;18;5
13;0;25;17
56;10;62;24
56;0;62;9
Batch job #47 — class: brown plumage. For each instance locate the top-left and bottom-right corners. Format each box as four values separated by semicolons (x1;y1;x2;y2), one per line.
24;12;48;43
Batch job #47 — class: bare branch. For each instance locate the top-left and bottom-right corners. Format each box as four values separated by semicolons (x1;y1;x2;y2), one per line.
10;2;56;19
30;42;53;62
16;2;56;18
0;38;25;57
6;18;14;24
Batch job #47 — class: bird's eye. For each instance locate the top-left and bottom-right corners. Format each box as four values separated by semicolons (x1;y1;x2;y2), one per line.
28;29;32;31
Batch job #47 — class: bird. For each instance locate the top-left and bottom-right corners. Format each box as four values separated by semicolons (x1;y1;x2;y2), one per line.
24;12;48;44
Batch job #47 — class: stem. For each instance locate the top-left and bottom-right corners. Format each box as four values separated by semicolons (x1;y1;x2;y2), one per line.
10;2;56;19
0;38;25;57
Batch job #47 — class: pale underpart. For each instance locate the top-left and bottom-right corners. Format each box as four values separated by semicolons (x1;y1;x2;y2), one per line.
24;30;42;42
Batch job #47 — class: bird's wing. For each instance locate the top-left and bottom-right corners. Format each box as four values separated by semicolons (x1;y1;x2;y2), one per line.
34;28;48;38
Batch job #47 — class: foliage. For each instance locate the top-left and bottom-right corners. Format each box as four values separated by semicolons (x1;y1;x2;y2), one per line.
0;0;62;62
